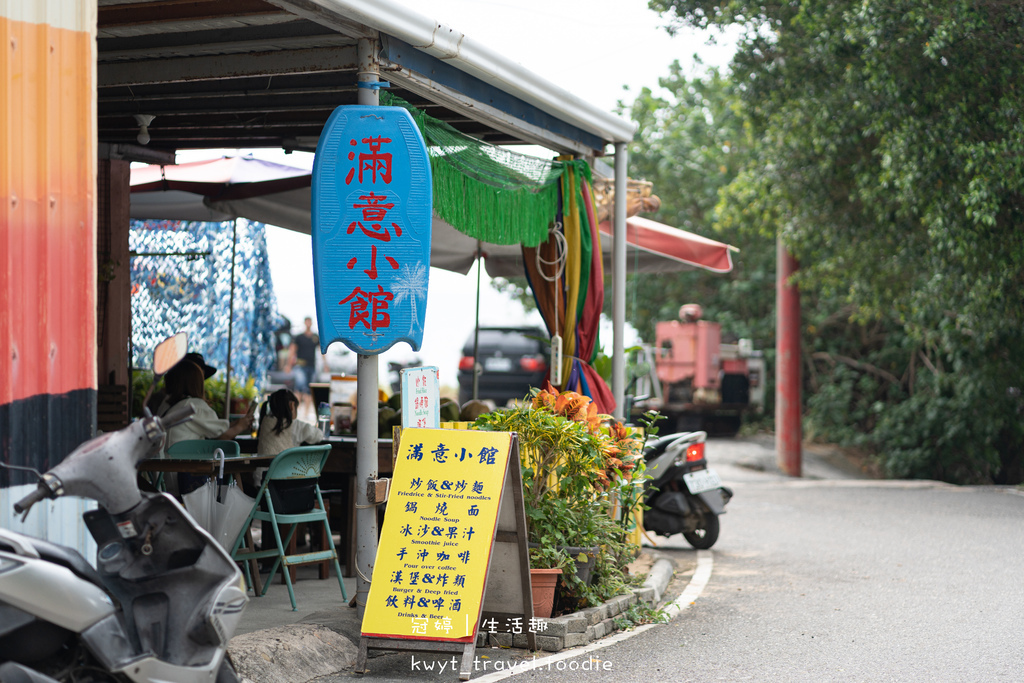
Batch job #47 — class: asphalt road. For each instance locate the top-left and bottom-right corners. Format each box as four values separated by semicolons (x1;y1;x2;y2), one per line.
504;436;1024;682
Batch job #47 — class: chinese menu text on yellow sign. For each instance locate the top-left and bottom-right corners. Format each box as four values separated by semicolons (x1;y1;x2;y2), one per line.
361;428;513;642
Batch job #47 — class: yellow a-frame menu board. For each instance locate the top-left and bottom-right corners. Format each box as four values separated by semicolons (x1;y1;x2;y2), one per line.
358;428;533;679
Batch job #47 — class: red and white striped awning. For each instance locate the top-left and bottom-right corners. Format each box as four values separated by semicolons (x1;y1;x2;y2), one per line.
598;216;735;274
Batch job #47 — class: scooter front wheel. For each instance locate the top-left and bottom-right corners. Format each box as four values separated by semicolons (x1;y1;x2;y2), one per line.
683;513;720;549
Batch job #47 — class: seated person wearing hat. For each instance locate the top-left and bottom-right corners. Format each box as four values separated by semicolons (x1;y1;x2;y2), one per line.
149;351;218;415
158;358;254;495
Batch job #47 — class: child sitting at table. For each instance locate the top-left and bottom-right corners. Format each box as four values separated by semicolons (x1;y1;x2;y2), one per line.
256;388;324;457
253;388;325;564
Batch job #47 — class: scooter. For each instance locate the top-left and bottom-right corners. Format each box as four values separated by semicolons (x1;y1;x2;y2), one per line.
0;333;248;683
642;430;733;549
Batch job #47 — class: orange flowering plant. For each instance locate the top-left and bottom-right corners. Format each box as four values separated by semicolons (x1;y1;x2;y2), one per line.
529;384;651;521
474;383;658;606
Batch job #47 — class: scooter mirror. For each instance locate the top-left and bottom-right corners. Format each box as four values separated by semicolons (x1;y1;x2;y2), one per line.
153;332;188;377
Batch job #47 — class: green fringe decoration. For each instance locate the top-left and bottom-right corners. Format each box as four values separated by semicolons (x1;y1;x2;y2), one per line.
382;91;565;247
431;160;560;247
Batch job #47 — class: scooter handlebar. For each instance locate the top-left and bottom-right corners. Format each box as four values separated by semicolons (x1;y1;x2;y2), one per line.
160;403;196;428
14;485;50;515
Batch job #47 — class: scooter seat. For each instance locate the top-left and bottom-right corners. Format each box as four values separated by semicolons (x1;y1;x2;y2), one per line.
1;536;106;591
643;431;701;461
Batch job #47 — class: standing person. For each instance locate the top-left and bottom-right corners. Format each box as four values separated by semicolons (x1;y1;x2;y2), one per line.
288;316;323;410
273;317;292;372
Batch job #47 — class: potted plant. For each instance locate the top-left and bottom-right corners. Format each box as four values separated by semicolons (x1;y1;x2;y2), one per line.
205;375;258;417
474;384;652;614
525;546;563;619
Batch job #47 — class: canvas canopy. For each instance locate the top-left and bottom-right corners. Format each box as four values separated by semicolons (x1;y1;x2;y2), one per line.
129;157;735;278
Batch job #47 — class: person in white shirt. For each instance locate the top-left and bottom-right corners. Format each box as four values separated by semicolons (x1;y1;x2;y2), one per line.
160;361;254;446
253;389;326;562
158;360;254;495
256;388;324;456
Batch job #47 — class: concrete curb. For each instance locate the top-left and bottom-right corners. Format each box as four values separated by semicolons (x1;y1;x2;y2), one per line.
643;555;675;603
480;551;677;652
470;551;713;683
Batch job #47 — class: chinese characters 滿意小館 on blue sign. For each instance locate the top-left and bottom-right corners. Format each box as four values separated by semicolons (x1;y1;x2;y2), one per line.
311;105;432;355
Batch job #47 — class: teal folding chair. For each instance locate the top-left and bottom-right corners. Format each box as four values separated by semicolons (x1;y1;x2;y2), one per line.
229;444;346;610
167;439;241;458
154;439;241;491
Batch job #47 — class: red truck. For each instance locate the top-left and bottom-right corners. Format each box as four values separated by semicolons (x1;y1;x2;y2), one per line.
630;304;765;436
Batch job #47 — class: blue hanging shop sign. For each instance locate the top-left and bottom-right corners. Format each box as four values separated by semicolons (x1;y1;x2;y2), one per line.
312;105;432;355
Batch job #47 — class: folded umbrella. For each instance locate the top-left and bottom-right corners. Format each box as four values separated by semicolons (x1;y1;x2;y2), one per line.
182;448;255;552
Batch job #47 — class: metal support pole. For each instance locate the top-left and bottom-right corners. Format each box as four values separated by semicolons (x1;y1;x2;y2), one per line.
353;36;380;618
612;142;628;420
224;219;238;419
776;236;802;476
472;241;481;401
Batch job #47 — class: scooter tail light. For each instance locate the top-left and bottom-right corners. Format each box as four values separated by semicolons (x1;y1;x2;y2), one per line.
458;356;475;372
685;442;705;462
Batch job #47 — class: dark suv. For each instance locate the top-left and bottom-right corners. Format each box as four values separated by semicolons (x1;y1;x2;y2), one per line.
457;326;549;406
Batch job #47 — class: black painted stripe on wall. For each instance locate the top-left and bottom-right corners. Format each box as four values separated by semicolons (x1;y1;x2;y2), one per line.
0;389;96;488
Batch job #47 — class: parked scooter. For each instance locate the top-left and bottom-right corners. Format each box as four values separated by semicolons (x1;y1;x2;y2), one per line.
0;333;247;683
643;431;733;549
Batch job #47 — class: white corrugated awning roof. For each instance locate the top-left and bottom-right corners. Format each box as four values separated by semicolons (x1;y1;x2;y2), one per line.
97;0;636;157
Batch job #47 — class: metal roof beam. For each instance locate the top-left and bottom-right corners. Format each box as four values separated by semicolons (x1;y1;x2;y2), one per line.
99;45;358;86
394;73;596;155
383;38;603;155
263;0;376;40
98;71;358;97
299;0;635;146
98;84;357;104
98;15;330;54
108;120;331;132
99;97;343;117
100;32;351;62
98;0;284;28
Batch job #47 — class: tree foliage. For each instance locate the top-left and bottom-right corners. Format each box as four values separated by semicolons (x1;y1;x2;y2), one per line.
644;0;1024;483
623;63;776;419
494;68;775;401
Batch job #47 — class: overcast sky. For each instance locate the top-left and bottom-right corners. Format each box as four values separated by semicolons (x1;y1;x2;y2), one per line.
388;0;738;114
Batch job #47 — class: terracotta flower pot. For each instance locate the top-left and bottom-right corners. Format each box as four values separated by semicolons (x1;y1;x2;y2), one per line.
529;567;562;619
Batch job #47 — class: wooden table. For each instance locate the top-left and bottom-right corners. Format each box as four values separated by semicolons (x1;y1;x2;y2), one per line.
138;454;275;477
234;434;395;473
143;436;395;578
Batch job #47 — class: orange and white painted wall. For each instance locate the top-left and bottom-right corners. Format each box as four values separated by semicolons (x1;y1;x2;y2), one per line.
1;0;99;545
